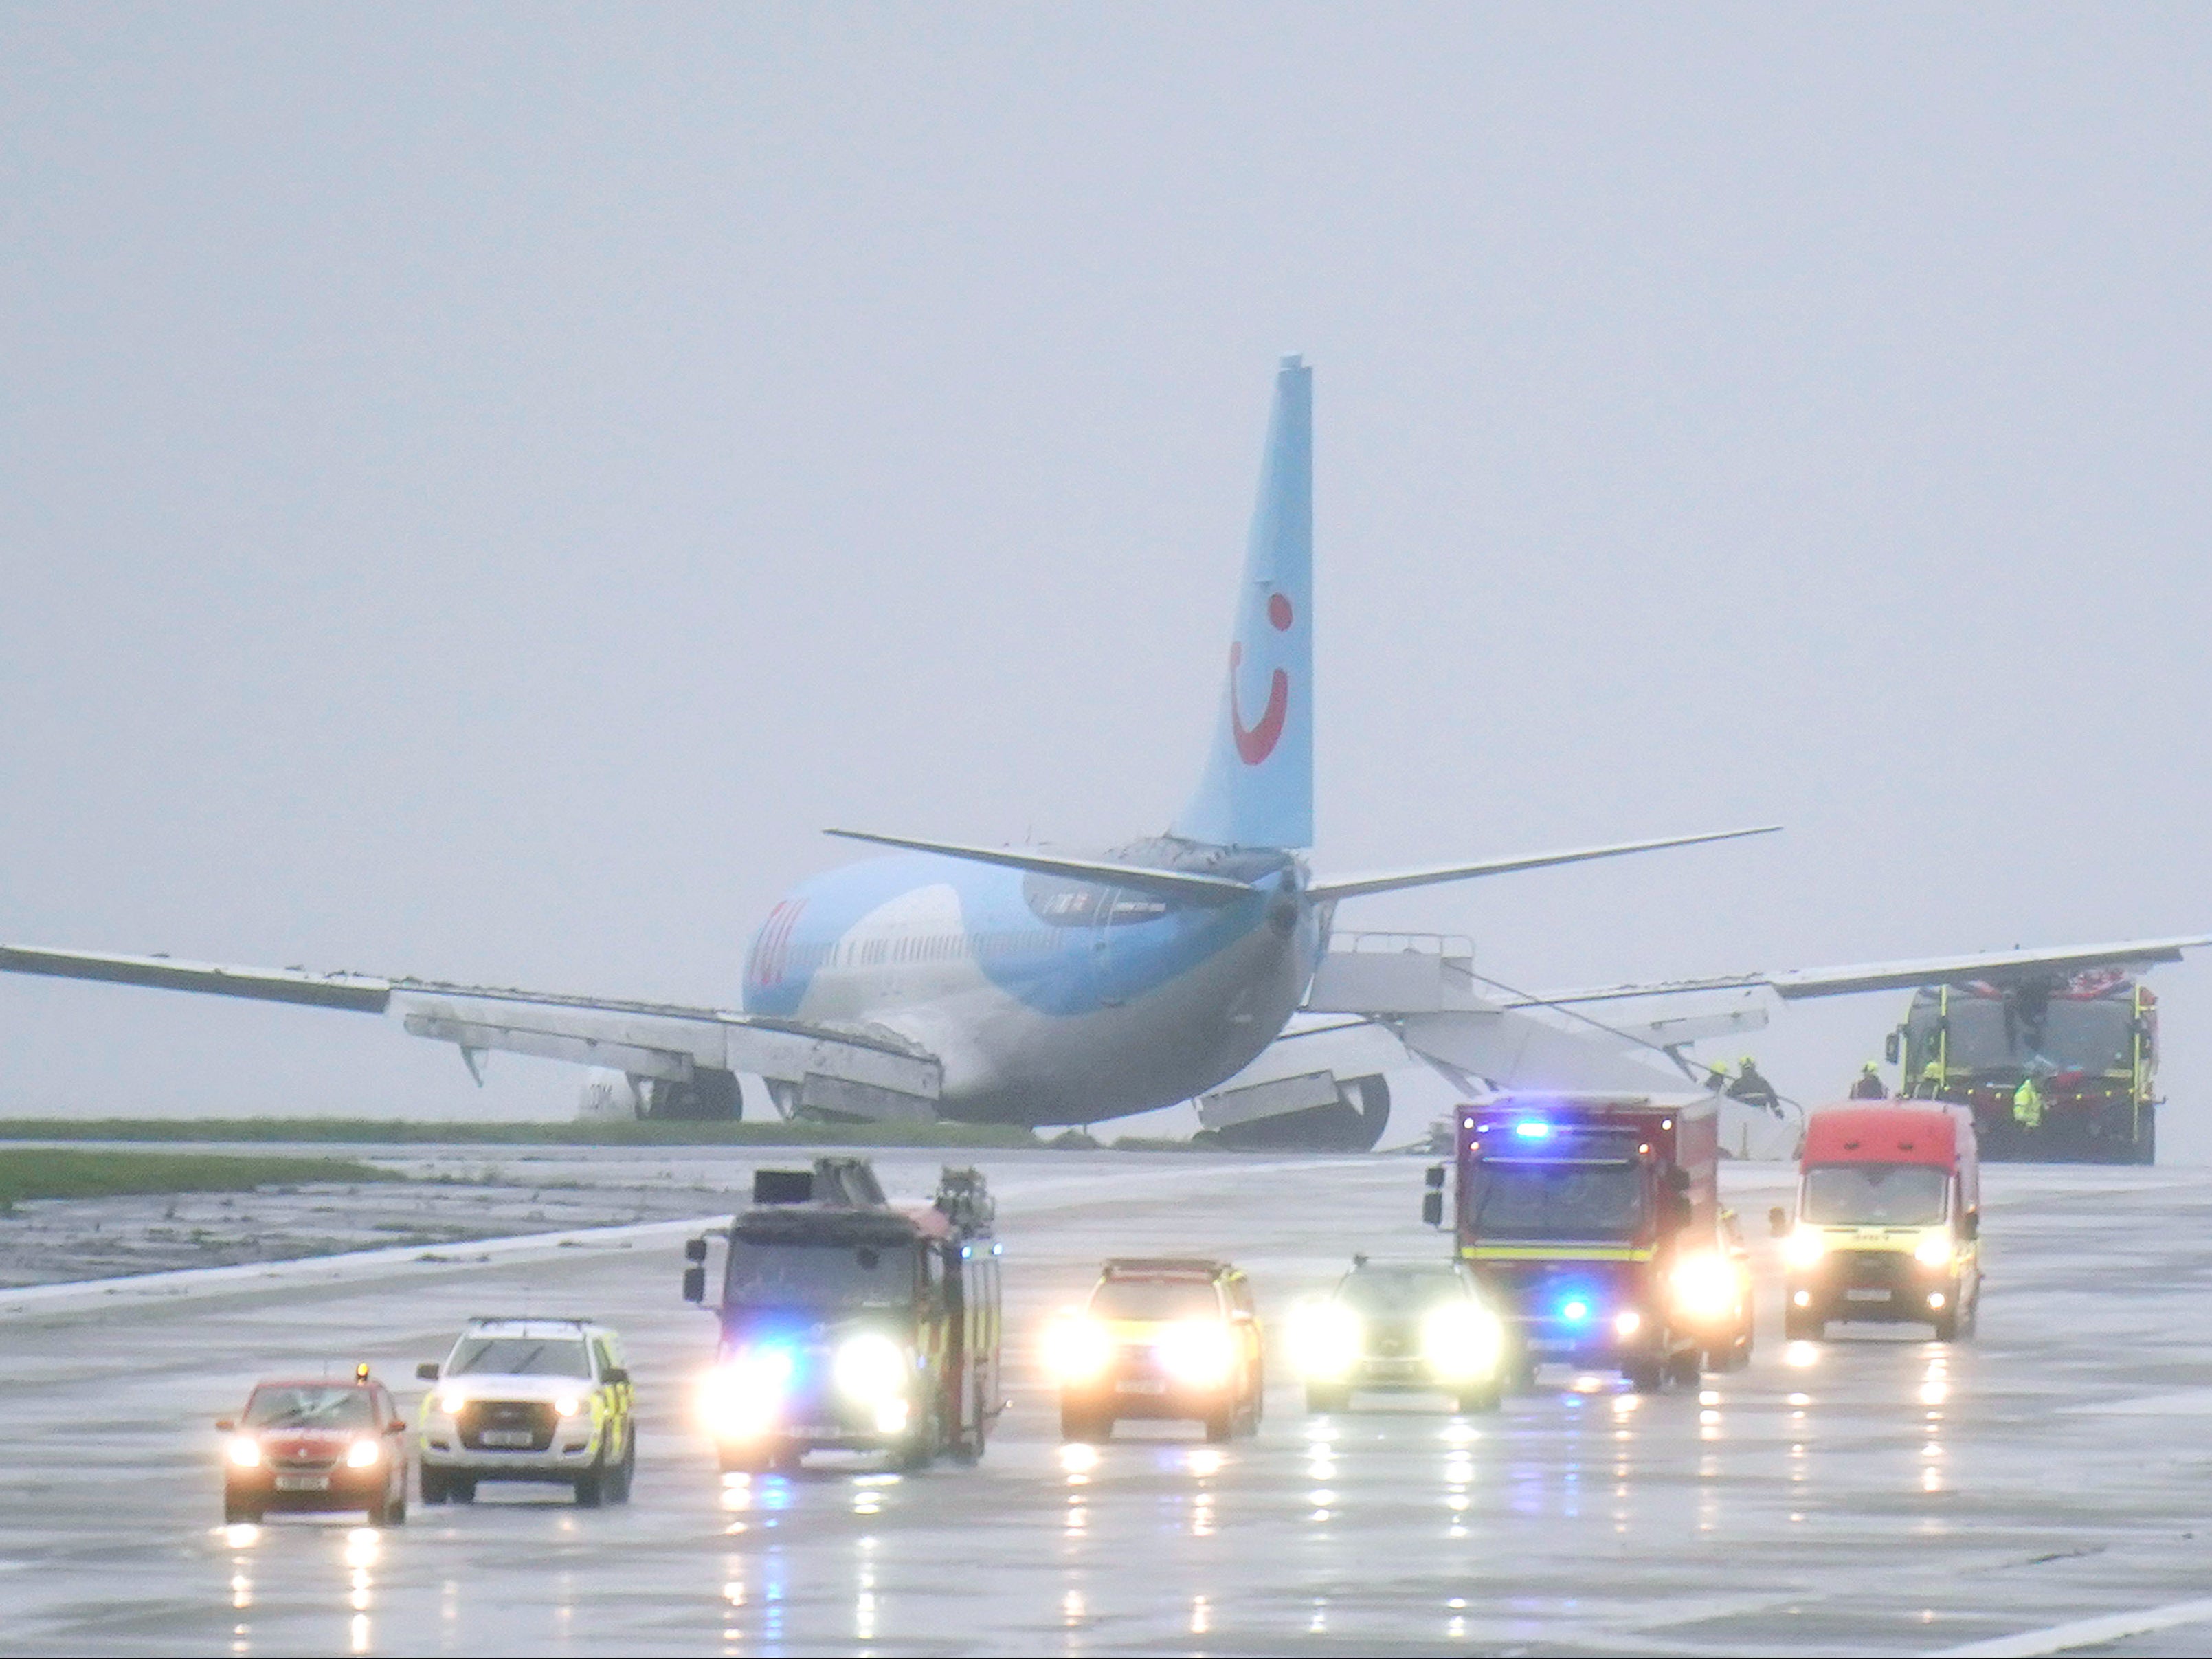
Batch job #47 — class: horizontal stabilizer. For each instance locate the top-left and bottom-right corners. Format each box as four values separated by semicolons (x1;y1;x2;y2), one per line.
1308;825;1780;902
822;830;1256;904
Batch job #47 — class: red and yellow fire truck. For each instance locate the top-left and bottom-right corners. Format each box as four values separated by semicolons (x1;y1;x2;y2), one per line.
1425;1091;1752;1392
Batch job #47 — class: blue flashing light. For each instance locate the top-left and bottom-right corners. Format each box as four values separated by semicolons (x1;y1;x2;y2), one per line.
1559;1298;1592;1325
1513;1120;1552;1139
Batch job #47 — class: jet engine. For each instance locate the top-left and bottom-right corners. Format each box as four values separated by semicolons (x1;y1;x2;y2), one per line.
577;1067;744;1122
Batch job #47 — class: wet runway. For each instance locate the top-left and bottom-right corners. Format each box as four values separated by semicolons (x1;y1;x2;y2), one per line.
5;1149;2212;1656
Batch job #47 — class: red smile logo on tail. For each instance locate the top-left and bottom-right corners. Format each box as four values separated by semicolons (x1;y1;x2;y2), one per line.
1229;592;1294;764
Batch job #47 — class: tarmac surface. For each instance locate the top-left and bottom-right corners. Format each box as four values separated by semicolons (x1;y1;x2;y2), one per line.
3;1148;2211;1656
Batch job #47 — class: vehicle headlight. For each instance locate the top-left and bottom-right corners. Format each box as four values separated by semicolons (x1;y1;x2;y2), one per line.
553;1395;582;1419
1287;1301;1362;1379
1155;1320;1237;1388
344;1438;381;1468
699;1346;794;1440
1913;1234;1952;1269
227;1436;263;1469
1420;1302;1503;1381
435;1388;469;1416
1783;1227;1829;1270
1612;1308;1644;1339
1042;1314;1114;1384
833;1333;908;1405
1671;1252;1740;1322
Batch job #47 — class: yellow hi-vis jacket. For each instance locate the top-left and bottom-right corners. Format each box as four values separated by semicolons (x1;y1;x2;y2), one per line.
2013;1077;2046;1129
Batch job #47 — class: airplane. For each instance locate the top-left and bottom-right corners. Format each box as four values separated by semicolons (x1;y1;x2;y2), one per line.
3;357;2203;1150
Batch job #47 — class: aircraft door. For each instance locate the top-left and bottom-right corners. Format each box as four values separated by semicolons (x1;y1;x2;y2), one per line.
1091;885;1122;1007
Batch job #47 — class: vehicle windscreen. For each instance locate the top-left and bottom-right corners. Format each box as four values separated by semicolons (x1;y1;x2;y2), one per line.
244;1386;376;1429
1917;995;2132;1076
724;1239;917;1309
1802;1163;1948;1226
447;1337;592;1379
1089;1280;1219;1321
1337;1271;1462;1316
1468;1160;1649;1243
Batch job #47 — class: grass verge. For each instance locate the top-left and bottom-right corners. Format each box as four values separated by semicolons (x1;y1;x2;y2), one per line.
0;1148;399;1206
0;1118;1048;1149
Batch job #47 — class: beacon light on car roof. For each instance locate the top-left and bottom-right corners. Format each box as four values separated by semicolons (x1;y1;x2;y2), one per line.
1559;1296;1593;1325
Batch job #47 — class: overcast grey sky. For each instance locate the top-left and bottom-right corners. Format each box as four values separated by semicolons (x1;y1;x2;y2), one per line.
3;7;2207;1152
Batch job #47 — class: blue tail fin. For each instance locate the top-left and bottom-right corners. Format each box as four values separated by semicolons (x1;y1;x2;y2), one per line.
1175;356;1314;850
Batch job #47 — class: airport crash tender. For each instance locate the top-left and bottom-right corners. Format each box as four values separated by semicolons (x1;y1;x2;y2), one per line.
686;1158;1003;1471
1425;1091;1754;1391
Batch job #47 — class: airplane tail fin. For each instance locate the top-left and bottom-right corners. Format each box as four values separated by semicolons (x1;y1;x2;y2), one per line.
1174;355;1314;850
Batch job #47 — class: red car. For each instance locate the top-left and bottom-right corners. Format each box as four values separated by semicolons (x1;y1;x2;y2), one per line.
218;1368;409;1526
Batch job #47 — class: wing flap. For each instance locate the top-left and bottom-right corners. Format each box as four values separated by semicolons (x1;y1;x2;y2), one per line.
0;939;943;1100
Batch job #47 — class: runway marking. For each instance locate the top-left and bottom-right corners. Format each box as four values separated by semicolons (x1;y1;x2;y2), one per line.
2058;1386;2212;1415
1932;1594;2212;1657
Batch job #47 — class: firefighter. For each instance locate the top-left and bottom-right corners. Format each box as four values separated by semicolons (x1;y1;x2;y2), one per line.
2013;1075;2046;1131
1728;1056;1783;1116
1849;1063;1887;1100
1912;1061;1943;1100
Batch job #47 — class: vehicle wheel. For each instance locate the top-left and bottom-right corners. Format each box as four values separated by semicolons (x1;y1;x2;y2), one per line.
1059;1404;1109;1443
1666;1349;1702;1386
1453;1387;1502;1414
419;1468;449;1506
1931;1311;1959;1343
380;1486;407;1526
895;1412;940;1473
1203;1405;1233;1444
1304;1384;1350;1414
223;1497;261;1526
1624;1358;1666;1394
450;1477;476;1504
608;1428;636;1504
719;1443;772;1476
574;1459;605;1508
1783;1309;1822;1343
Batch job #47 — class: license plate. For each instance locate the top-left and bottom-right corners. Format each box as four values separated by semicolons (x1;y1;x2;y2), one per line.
1115;1380;1168;1396
480;1429;535;1447
1530;1337;1574;1354
1846;1288;1890;1302
273;1475;329;1491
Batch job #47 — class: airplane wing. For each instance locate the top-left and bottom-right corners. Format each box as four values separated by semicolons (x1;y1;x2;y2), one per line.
1517;933;2212;1008
822;830;1255;904
1306;825;1779;902
0;944;941;1104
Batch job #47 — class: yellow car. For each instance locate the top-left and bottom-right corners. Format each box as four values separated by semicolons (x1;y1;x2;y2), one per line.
1044;1258;1263;1443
